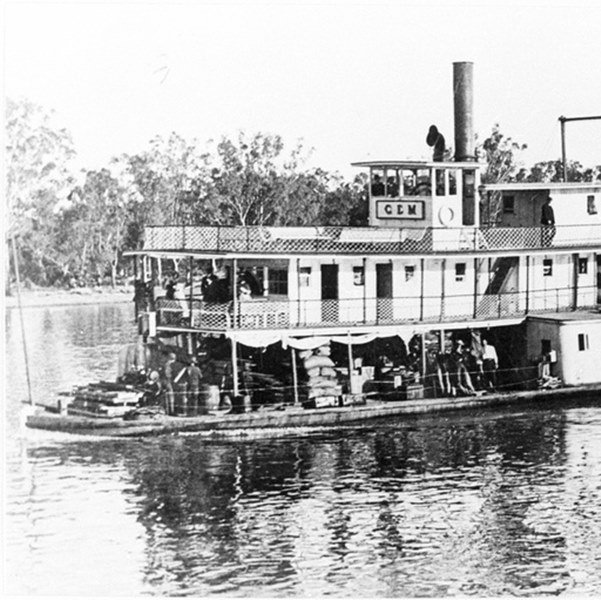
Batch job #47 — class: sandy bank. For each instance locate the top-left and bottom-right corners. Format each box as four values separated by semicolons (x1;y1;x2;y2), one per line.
4;287;133;309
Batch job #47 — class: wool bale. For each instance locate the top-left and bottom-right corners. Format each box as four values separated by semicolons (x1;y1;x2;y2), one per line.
304;355;335;370
307;377;335;388
320;366;337;378
305;366;321;379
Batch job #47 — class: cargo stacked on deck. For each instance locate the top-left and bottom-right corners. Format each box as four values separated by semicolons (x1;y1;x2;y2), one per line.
300;343;343;408
67;382;142;418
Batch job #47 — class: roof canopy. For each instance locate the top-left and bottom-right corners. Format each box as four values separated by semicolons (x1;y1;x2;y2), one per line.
352;160;481;170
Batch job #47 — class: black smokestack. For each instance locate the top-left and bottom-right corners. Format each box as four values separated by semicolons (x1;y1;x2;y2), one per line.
453;62;475;162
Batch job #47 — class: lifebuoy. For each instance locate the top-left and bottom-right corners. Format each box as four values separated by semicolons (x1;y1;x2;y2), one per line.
438;206;454;227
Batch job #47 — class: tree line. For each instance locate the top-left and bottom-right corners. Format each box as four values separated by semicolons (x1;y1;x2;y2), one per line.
6;99;600;290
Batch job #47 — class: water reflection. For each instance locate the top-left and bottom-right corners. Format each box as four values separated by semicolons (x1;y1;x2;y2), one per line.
5;304;601;596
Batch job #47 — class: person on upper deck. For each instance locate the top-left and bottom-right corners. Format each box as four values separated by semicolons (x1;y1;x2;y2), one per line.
541;197;556;246
426;125;446;162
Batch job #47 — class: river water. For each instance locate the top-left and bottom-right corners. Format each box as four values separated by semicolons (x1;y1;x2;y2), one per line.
4;303;601;597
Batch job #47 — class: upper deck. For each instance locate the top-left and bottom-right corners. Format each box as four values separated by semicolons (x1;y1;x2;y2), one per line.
139;222;601;258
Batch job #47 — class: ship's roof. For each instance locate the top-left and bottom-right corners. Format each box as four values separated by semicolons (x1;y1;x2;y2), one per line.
481;181;601;192
528;310;601;324
351;160;481;169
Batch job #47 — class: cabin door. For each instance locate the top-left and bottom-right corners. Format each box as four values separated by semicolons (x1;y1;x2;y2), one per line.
597;255;601;305
376;263;393;322
321;264;339;322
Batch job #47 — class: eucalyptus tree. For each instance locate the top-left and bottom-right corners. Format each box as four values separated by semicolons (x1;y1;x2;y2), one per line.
5;98;76;286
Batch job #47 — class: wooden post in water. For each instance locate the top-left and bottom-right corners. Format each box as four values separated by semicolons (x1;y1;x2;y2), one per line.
11;237;34;406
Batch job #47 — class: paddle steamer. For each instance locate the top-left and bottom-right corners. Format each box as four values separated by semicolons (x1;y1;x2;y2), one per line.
26;62;601;435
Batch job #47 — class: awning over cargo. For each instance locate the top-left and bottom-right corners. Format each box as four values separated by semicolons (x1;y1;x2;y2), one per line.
227;329;418;349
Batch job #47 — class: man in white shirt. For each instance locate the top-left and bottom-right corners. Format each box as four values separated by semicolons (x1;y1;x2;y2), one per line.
481;339;499;391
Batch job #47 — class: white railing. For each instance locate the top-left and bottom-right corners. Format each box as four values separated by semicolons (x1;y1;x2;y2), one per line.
143;224;601;255
154;285;598;331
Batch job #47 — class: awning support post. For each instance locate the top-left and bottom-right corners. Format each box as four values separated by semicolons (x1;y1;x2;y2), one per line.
231;337;239;397
291;347;300;406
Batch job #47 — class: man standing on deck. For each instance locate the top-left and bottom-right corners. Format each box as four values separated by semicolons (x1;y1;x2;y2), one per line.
541;197;556;247
186;356;203;416
162;352;177;415
481;339;499;391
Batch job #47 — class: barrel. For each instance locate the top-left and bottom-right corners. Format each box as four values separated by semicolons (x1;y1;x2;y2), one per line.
200;384;220;413
175;382;188;415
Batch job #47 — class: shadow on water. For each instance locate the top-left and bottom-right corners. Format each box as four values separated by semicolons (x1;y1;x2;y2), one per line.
20;406;592;597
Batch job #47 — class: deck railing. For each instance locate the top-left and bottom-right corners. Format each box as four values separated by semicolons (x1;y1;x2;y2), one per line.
154;285;598;331
143;224;601;255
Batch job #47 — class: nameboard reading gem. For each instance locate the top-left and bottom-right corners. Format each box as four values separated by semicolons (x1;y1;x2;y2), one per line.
376;200;425;220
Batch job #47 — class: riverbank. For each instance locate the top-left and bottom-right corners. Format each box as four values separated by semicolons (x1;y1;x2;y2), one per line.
4;286;133;308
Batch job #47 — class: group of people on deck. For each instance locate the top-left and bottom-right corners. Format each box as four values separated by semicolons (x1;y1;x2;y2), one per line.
138;352;204;416
428;336;499;397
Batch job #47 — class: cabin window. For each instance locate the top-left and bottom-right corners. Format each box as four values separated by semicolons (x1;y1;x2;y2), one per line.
404;265;415;281
448;169;458;195
353;266;365;286
578;333;589;351
578;258;588;274
434;169;445;196
455;263;466;282
587;195;598;215
370;169;385;197
543;259;553;277
503;195;515;214
385;169;399;197
299;267;311;287
402;168;431;196
268;269;288;295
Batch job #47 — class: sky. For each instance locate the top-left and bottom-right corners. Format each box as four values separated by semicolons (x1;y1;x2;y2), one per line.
3;0;601;179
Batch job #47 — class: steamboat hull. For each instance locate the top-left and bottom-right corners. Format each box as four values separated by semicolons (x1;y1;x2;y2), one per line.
26;383;601;438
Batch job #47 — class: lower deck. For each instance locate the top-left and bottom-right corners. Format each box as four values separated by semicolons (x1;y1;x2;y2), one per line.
26;383;601;438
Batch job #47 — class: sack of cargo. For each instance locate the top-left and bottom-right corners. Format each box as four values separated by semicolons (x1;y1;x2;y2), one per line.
307;377;336;388
320;367;337;378
309;385;341;398
305;366;321;378
304;355;334;370
315;345;331;356
298;349;313;361
313;395;338;408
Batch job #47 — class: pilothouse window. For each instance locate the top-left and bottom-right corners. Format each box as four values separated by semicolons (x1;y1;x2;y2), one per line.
371;169;385;197
385;169;399;197
402;169;432;196
448;170;458;195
